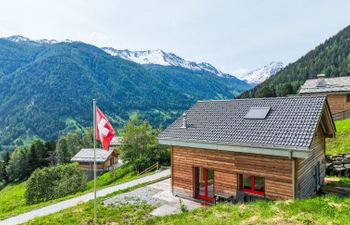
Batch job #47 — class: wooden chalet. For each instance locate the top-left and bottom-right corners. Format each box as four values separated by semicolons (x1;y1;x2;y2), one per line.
158;96;335;202
71;148;119;179
300;74;350;119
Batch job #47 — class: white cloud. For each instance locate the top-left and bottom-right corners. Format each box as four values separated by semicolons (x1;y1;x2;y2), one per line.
0;1;349;72
0;26;11;37
90;32;108;41
73;31;110;47
233;68;249;78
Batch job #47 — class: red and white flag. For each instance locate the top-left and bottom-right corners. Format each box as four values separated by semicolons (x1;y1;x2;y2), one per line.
96;107;115;150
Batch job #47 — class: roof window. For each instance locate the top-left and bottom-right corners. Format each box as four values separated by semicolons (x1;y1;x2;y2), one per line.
244;107;270;120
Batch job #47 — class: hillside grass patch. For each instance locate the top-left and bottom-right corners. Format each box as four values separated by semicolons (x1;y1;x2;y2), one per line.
23;178;169;225
0;163;139;220
326;118;350;155
86;163;135;190
144;195;350;225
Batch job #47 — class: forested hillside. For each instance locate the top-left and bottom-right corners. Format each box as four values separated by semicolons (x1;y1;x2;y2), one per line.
239;25;350;98
0;39;249;150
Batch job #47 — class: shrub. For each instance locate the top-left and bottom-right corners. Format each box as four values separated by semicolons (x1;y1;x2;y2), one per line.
25;163;87;204
179;199;188;213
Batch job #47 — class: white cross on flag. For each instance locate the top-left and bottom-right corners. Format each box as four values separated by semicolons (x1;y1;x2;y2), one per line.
96;107;115;150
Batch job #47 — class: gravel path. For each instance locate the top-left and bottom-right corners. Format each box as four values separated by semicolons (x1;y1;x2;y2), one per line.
104;178;201;216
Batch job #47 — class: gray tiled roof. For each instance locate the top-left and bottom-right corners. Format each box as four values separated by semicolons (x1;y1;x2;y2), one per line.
110;136;122;146
159;96;327;150
71;148;113;163
299;76;350;94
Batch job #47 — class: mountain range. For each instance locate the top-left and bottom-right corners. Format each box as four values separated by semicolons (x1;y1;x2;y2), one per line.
3;22;347;151
4;35;280;84
102;47;282;84
0;36;252;149
102;48;227;77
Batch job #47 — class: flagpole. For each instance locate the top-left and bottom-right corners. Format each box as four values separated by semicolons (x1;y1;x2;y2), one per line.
93;99;97;225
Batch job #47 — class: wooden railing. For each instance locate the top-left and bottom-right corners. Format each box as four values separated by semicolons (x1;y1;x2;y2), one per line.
332;109;350;121
138;162;159;176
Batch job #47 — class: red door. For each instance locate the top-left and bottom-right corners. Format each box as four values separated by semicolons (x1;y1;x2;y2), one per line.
194;167;214;201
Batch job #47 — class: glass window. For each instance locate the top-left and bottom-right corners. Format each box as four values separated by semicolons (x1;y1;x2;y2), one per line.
347;94;350;102
254;176;265;192
243;175;252;189
207;169;214;198
195;167;215;200
239;174;265;195
197;168;205;196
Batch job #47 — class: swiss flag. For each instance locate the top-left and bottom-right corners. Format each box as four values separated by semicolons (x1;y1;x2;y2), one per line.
96;107;115;150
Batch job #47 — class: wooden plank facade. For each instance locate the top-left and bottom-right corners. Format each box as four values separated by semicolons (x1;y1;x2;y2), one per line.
326;93;350;113
79;153;118;180
296;125;325;198
78;153;118;171
171;124;326;201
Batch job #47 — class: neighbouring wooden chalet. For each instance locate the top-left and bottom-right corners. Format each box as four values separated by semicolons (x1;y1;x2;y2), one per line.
71;148;119;179
158;96;336;202
299;74;350;119
110;136;122;147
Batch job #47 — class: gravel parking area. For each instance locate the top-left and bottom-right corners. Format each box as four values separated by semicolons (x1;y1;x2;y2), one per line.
103;178;201;216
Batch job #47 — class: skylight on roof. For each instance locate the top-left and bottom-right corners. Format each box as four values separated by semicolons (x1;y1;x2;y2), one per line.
244;107;271;120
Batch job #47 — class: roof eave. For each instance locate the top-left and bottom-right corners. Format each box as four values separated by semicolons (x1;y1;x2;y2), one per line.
158;138;310;159
71;159;105;163
300;90;350;94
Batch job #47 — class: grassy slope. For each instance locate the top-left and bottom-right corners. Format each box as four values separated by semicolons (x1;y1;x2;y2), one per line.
23;178;168;225
0;164;136;220
145;195;350;225
23;178;350;225
326;118;350;155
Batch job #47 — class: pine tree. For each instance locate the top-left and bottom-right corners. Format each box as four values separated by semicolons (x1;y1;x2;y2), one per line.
56;138;69;164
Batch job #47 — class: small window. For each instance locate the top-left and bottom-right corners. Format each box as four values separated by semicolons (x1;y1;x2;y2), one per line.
244;107;271;120
347;94;350;102
239;174;265;195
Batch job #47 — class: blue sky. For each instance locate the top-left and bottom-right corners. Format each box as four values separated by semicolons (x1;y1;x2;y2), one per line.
0;0;349;74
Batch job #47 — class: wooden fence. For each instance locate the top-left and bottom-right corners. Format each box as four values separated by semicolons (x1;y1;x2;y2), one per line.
138;162;159;176
332;109;350;121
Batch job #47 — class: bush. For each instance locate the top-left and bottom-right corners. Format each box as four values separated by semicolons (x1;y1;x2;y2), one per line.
25;163;87;204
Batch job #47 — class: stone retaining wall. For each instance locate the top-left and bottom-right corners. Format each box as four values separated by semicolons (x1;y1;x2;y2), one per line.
326;153;350;177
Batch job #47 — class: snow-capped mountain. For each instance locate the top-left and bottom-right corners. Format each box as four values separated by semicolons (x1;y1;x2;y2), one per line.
5;35;72;45
236;61;284;85
6;35;31;42
5;36;275;85
102;47;226;77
